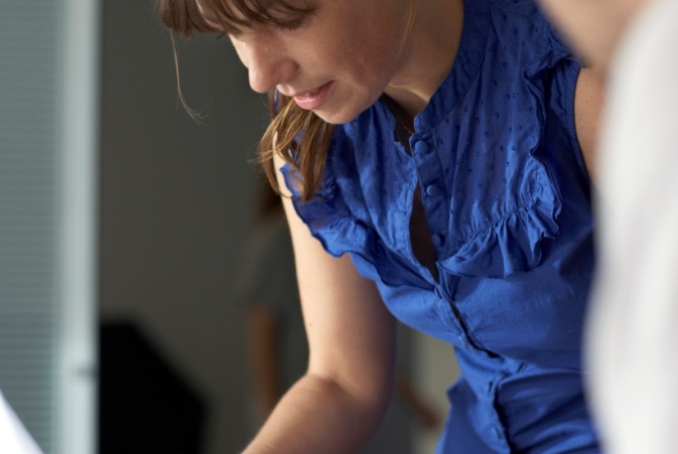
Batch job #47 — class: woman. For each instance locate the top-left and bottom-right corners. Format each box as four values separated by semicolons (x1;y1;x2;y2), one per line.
156;0;604;452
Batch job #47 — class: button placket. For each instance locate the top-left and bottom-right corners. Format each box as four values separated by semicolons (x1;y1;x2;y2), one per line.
411;135;448;252
413;140;429;154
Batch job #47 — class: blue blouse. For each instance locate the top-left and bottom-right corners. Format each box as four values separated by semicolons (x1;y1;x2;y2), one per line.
282;0;598;452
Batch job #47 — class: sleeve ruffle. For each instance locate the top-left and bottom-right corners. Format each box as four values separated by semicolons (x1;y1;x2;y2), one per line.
439;178;561;278
281;160;432;290
432;39;571;279
436;25;567;280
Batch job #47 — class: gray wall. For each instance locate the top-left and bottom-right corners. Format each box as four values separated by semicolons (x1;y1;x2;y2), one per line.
99;1;266;453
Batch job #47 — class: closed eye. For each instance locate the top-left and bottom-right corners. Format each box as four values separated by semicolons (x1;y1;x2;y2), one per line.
211;18;303;39
274;16;306;32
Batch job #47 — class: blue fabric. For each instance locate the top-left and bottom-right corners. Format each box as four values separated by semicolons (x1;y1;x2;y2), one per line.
282;0;598;452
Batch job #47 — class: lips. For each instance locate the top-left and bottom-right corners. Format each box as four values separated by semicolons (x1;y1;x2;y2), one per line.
295;87;321;98
290;81;334;110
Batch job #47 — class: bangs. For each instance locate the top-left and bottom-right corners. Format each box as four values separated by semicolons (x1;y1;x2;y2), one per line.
155;0;316;38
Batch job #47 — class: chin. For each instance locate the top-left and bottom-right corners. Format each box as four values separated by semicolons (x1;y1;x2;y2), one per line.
314;100;373;125
314;111;354;125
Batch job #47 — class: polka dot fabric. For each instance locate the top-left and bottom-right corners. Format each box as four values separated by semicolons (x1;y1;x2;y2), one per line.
282;0;598;452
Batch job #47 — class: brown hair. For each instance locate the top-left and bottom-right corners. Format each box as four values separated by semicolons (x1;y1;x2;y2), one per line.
155;0;416;202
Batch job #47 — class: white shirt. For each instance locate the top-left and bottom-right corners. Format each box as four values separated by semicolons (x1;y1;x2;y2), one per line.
0;389;43;454
587;1;678;453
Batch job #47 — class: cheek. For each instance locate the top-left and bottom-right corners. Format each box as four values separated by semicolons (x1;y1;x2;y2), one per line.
342;34;398;83
324;12;398;74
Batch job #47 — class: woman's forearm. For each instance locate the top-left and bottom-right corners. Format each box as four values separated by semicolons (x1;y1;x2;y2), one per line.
242;372;391;454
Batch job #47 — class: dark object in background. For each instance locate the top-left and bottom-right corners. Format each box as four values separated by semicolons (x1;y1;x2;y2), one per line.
99;321;206;454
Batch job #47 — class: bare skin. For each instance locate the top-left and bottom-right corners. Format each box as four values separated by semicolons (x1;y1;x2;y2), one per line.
248;304;441;428
241;152;397;454
221;0;464;124
575;68;606;182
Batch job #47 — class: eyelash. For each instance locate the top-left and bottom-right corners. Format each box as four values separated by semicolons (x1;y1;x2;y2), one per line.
274;17;306;31
214;15;307;40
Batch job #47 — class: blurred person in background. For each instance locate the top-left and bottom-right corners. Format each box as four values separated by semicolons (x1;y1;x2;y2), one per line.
537;1;678;454
236;178;308;427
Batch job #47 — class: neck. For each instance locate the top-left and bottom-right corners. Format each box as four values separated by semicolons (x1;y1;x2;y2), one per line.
384;0;464;121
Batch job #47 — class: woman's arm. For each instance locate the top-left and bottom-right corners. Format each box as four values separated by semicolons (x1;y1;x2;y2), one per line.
242;155;397;454
574;67;606;183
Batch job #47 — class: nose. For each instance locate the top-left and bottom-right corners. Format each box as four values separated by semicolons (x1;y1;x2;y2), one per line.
232;34;297;94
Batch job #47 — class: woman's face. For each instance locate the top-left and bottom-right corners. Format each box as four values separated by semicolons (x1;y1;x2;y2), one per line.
208;0;412;124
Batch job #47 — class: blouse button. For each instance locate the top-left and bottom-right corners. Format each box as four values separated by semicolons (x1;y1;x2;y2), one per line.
426;184;441;196
432;234;444;247
414;141;429;154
